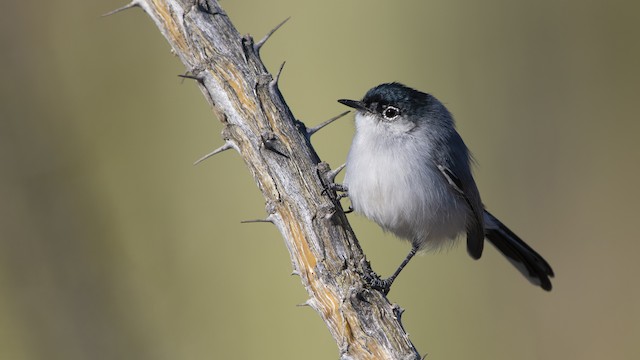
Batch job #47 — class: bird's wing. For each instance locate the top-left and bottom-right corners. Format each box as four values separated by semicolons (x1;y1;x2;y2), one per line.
435;163;485;259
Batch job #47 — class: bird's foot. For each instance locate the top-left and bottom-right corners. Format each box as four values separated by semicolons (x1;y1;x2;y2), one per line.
362;268;394;295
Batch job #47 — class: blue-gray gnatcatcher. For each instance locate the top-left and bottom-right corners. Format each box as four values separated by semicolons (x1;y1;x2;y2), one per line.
337;82;554;293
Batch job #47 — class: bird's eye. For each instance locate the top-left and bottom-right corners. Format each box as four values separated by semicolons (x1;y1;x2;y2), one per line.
382;106;400;120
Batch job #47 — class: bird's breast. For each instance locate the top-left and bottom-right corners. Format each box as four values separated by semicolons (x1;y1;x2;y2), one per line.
344;129;467;248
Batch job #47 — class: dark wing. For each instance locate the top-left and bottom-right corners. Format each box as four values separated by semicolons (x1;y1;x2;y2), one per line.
436;163;485;259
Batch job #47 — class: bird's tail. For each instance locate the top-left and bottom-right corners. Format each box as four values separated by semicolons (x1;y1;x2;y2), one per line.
483;211;554;291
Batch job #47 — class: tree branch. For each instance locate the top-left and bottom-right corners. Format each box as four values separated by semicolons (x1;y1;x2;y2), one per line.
114;1;421;358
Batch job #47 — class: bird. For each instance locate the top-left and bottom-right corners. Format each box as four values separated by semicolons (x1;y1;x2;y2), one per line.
337;82;554;294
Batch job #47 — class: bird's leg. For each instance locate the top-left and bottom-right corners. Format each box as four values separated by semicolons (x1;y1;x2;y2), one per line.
364;245;419;295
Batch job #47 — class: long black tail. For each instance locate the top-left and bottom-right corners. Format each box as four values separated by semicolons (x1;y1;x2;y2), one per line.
483;211;554;291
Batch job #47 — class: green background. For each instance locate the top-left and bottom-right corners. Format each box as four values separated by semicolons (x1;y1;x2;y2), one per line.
2;1;639;359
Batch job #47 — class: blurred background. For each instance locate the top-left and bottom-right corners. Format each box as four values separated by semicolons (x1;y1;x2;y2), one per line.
1;0;639;359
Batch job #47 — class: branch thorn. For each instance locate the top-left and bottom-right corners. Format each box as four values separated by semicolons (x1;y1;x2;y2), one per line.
296;299;314;307
307;111;350;136
326;163;346;183
270;61;286;90
254;17;291;53
193;142;233;165
261;131;289;158
102;1;140;17
194;0;223;16
240;217;274;224
178;73;204;84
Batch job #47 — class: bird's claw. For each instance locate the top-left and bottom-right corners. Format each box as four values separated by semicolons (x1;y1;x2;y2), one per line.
362;269;393;295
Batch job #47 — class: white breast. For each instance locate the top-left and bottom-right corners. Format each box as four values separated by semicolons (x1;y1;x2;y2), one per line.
344;113;468;250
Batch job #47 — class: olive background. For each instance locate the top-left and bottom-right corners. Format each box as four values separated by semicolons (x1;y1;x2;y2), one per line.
1;1;639;359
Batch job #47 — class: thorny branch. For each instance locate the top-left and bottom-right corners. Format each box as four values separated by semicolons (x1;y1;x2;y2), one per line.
108;1;422;359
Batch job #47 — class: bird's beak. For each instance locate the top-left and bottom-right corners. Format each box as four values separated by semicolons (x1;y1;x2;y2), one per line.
338;99;369;112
